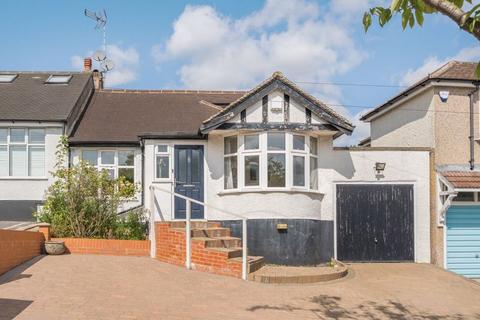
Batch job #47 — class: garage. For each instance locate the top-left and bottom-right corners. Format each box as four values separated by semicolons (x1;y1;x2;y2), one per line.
446;205;480;279
336;184;414;262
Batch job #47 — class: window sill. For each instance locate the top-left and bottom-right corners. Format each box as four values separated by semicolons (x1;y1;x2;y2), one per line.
152;179;173;184
0;176;48;181
218;187;323;196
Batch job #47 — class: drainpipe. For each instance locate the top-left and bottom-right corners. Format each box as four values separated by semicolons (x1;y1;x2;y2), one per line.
469;84;479;170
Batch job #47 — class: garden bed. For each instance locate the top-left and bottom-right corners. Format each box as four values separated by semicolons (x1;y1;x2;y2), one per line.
52;238;150;257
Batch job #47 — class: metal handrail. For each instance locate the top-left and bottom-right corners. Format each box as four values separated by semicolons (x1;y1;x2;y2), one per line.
149;185;248;280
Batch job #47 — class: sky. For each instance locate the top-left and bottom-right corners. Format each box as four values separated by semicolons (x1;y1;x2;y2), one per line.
0;0;478;145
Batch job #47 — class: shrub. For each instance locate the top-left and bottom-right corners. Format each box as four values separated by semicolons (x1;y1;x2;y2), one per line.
36;136;140;239
113;208;148;240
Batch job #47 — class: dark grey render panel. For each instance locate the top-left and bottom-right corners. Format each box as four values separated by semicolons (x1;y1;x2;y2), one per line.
336;184;414;262
218;219;333;266
0;200;42;221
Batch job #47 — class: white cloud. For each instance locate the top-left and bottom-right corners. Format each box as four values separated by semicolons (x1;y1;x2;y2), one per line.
152;0;372;146
153;0;366;96
71;44;140;87
399;46;480;86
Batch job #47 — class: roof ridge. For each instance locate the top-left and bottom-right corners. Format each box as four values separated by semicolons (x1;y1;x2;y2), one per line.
98;89;246;94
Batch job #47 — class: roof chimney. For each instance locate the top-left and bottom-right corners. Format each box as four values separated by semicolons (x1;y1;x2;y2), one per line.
92;69;104;90
83;58;92;72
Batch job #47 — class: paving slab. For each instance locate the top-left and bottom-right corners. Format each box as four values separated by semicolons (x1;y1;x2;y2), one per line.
1;255;480;319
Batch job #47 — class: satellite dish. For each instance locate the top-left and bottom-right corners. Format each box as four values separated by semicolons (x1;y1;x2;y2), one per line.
103;59;115;71
93;50;106;62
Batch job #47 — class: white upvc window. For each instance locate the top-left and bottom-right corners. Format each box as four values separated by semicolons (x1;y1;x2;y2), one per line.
309;136;319;190
224;135;238;189
224;131;320;191
0;128;45;178
292;134;306;187
80;149;135;183
155;145;170;180
267;132;286;188
243;134;260;187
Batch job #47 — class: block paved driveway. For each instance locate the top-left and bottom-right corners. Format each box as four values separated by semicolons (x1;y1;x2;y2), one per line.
1;255;480;320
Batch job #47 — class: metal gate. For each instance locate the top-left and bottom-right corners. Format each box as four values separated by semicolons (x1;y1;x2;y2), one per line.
336;184;414;262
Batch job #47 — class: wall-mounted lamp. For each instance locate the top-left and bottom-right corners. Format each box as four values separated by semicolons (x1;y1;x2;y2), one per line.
375;162;386;174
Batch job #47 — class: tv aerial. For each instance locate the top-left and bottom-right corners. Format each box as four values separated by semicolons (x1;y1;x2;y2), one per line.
84;9;114;73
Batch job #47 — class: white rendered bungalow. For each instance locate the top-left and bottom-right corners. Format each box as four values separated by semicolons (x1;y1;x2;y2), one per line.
68;71;432;266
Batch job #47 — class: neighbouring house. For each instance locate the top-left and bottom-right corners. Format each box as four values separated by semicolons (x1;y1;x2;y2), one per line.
0;58;432;269
0;70;94;223
361;61;480;278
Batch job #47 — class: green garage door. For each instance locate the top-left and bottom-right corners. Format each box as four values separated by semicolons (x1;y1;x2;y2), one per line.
446;205;480;278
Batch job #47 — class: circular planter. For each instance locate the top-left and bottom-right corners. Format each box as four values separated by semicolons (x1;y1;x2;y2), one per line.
44;240;66;255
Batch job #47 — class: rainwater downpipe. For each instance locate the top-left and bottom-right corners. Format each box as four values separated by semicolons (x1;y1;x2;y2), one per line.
469;84;480;170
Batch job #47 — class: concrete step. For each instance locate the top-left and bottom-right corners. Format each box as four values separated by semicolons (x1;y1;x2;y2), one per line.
191;227;231;238
195;237;242;249
206;247;243;259
230;256;265;273
169;221;221;229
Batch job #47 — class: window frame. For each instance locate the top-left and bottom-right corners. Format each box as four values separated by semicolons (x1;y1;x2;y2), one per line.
0;127;46;178
242;134;261;188
45;75;72;84
224;135;238;190
154;144;171;181
309;136;319;190
80;148;136;183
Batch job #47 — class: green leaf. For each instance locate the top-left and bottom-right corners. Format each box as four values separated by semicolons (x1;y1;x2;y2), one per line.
409;10;415;28
363;12;372;32
476;62;480;78
402;9;410;29
379;8;392;26
415;9;424;26
416;0;437;13
390;0;402;11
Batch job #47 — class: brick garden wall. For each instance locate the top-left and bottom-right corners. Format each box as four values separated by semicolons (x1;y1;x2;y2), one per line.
0;229;45;276
155;222;242;278
54;238;150;257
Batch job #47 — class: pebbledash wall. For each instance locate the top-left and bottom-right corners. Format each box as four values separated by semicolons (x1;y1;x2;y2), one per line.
0;123;63;221
147;135;432;265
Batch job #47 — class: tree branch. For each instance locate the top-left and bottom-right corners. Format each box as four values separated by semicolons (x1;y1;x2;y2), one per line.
423;0;480;41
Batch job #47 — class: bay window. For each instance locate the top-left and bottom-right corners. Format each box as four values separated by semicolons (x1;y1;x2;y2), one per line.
224;132;320;191
224;136;238;189
0;128;45;177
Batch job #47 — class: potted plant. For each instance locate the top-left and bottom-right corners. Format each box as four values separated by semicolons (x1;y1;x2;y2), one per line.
44;240;66;255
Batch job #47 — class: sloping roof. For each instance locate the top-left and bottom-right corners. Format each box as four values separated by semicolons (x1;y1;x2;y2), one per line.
442;171;480;189
200;72;354;135
69;90;245;144
361;61;479;121
0;72;93;122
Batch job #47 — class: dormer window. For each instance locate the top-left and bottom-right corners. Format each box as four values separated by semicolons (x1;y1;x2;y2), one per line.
0;74;17;83
45;75;72;84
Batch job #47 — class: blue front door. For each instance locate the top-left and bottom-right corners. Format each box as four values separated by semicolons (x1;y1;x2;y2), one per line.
446;205;480;278
174;145;204;219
